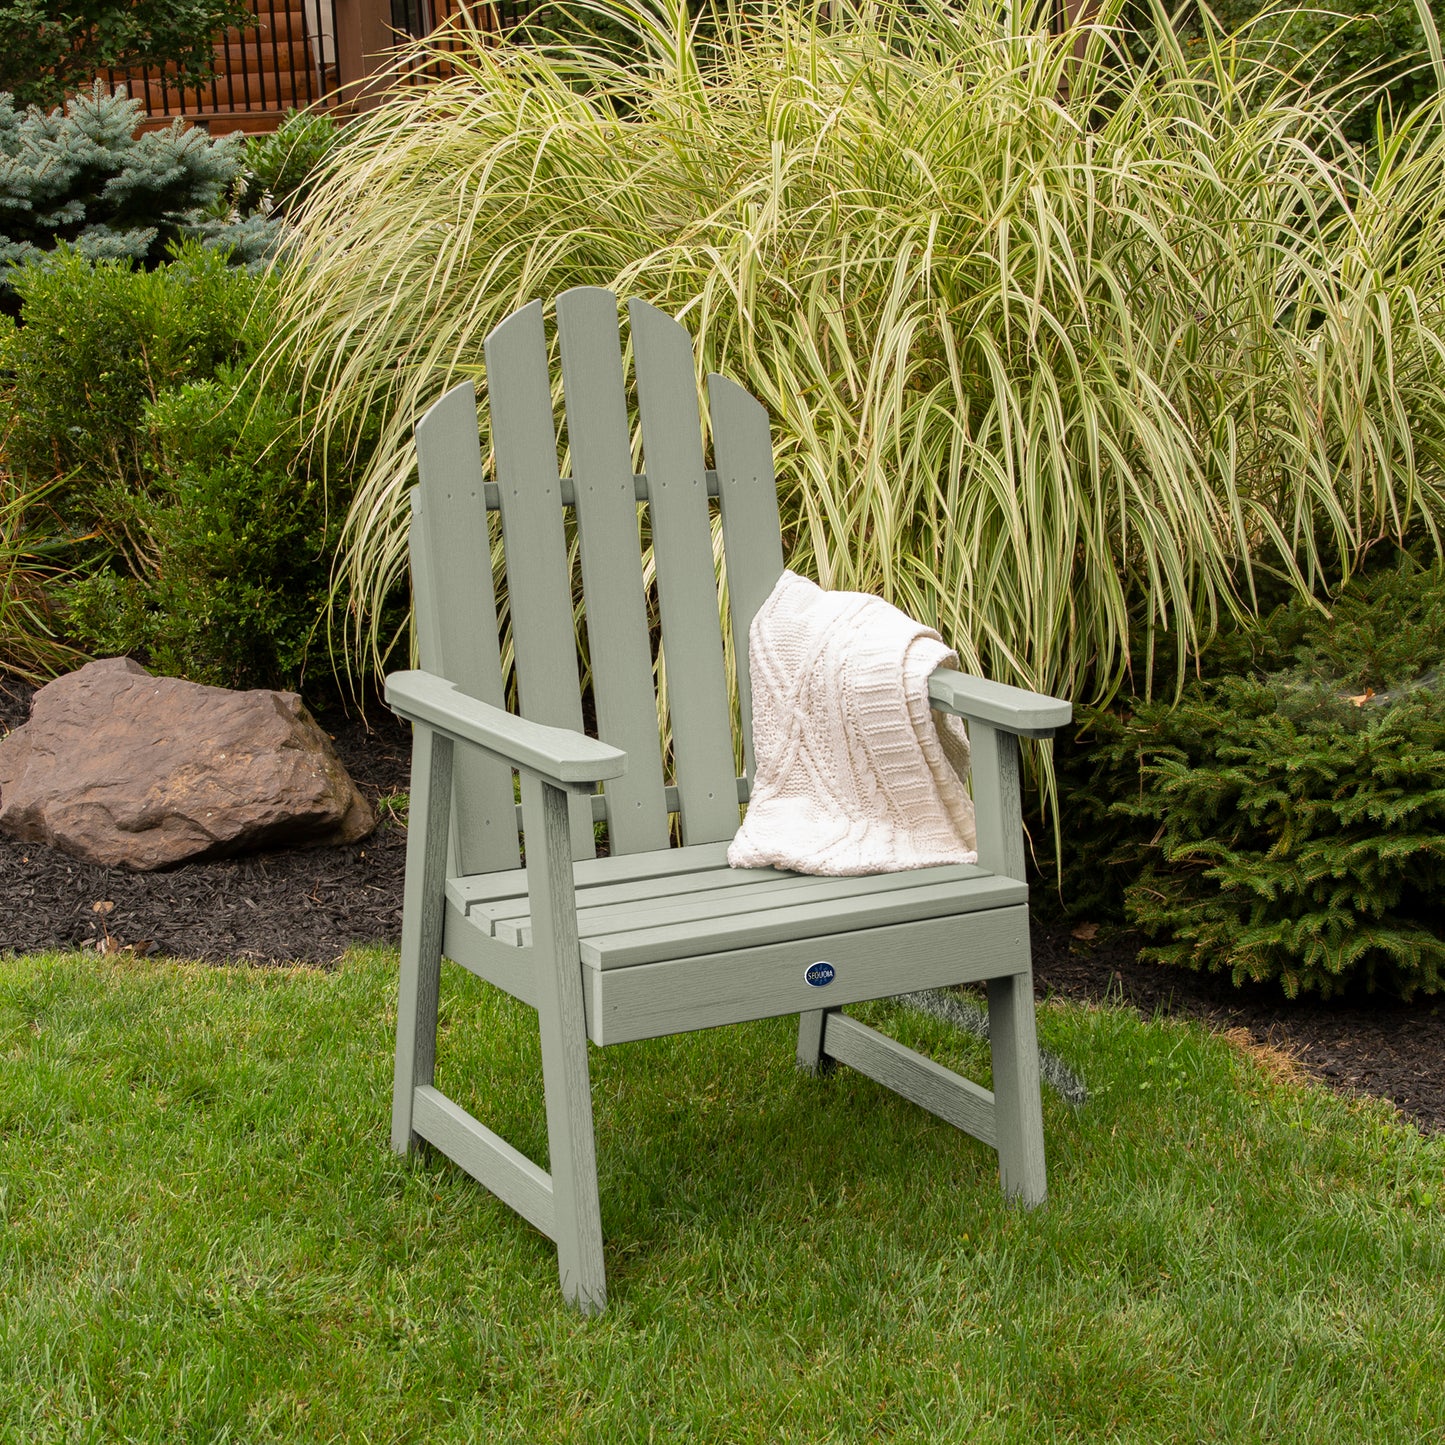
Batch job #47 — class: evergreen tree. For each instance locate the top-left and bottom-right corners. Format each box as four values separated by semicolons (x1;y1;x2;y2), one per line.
0;84;277;275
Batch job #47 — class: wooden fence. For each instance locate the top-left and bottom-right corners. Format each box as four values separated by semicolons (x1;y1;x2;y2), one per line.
121;0;526;134
121;1;1090;134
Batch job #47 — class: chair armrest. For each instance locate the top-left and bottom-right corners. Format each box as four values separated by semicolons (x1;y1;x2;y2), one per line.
927;667;1071;738
384;669;627;788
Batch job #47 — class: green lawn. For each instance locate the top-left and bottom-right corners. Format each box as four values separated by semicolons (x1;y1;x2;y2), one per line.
2;949;1442;1443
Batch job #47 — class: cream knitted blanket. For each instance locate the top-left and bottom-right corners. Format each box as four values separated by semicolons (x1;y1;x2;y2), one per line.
727;570;977;875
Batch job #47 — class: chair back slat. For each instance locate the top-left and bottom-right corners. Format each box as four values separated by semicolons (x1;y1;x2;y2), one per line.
412;385;521;874
707;374;785;782
484;301;597;861
414;295;781;872
555;287;672;854
627;299;741;845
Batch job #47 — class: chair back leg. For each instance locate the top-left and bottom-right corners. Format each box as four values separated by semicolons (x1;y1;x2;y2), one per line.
796;1008;832;1073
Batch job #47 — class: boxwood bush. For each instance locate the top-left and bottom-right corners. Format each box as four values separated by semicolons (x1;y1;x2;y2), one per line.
0;242;256;499
61;363;359;692
1064;558;1445;999
0;240;376;694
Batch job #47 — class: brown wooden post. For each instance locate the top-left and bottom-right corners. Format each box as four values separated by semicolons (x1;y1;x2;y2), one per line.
1055;0;1097;98
1064;0;1096;63
333;0;394;111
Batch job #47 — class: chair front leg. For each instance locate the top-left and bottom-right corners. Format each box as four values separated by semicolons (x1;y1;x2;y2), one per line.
392;726;454;1155
522;772;607;1315
971;721;1047;1206
987;967;1047;1206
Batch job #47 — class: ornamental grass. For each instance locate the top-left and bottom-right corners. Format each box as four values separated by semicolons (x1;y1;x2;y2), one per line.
272;0;1445;709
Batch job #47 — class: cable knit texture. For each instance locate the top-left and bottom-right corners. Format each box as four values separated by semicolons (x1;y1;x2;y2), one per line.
728;570;977;874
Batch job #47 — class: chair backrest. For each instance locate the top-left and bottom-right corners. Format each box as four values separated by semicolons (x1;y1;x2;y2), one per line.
409;287;786;877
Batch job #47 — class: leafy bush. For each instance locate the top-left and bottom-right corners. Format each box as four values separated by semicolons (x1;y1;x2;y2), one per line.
235;110;344;221
62;366;355;691
0;85;257;273
1065;559;1445;999
0;241;373;694
0;242;257;505
0;0;254;111
273;0;1445;714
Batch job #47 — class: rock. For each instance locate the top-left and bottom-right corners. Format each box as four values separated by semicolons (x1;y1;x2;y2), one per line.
0;658;376;870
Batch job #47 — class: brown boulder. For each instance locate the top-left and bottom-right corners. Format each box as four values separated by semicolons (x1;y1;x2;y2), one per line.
0;658;376;870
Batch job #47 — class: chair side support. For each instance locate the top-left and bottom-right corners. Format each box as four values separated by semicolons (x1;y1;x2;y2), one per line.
968;723;1027;884
389;709;608;1311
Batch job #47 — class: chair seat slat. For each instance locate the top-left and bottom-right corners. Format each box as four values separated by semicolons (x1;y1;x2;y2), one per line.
480;860;793;921
583;873;1024;968
478;858;989;932
573;861;992;933
464;860;1018;957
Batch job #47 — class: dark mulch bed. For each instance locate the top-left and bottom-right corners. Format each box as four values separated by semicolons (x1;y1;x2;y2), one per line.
0;673;411;968
3;672;1442;1133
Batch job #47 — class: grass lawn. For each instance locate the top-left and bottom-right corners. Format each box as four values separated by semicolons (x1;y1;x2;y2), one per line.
2;948;1443;1443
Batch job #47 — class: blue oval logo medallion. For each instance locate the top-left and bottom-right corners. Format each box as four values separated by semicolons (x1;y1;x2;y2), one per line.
805;961;836;988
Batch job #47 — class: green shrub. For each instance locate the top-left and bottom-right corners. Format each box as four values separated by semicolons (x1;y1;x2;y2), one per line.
235;110;344;221
0;0;253;111
62;366;355;691
0;239;375;694
0;85;258;274
1064;559;1445;999
0;242;258;507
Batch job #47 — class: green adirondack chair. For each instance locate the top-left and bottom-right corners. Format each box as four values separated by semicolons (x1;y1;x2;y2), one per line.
385;288;1072;1314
